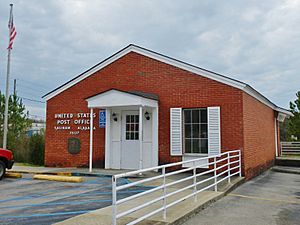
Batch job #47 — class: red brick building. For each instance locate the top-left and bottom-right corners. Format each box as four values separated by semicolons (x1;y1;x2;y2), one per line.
43;44;291;179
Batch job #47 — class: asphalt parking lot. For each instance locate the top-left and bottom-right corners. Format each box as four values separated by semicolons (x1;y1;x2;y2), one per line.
183;170;300;225
0;174;151;225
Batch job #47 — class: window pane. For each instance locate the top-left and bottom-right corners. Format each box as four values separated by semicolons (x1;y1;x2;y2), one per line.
200;139;208;153
135;115;139;123
192;124;199;138
184;110;191;123
130;124;135;131
129;115;133;123
200;109;207;123
130;132;134;140
126;115;130;123
200;124;208;138
126;132;130;140
192;139;200;153
135;132;139;140
135;124;139;132
192;110;199;123
185;139;191;153
185;124;192;138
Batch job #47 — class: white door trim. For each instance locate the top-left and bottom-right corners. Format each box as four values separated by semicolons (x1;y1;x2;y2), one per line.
105;106;159;169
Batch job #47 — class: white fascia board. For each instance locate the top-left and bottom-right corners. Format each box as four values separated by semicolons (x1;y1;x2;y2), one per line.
86;89;158;108
243;85;292;116
130;47;246;90
276;107;293;117
44;45;246;101
44;48;133;101
243;86;275;109
43;44;290;116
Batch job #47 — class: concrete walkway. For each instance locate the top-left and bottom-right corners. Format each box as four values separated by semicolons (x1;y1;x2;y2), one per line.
182;170;300;225
9;165;245;225
55;176;244;225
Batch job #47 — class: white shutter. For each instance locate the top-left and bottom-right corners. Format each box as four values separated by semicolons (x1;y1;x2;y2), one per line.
208;106;221;156
170;108;182;156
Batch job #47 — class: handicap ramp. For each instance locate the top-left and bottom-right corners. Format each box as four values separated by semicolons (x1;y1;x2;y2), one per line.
55;177;244;225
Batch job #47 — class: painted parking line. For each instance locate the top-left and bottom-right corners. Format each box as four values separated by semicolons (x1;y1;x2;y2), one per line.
228;193;300;204
0;189;148;208
0;175;157;225
0;178;122;202
0;199;112;211
0;210;91;219
0;186;152;204
0;177;154;204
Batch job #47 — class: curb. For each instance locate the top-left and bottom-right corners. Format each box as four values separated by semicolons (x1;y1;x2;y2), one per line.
9;170;72;176
5;172;22;178
9;170;111;178
271;167;300;175
33;174;84;183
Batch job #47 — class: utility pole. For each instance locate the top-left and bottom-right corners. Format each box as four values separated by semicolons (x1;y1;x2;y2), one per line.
3;4;16;149
13;79;17;95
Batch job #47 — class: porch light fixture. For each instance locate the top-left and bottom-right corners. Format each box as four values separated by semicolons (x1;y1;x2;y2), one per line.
112;112;118;122
144;111;150;120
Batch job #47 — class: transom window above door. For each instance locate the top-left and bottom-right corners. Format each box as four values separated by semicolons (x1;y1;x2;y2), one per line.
125;115;139;140
183;108;208;154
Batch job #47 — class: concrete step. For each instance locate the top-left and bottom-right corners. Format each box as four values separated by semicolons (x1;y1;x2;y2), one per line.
275;157;300;167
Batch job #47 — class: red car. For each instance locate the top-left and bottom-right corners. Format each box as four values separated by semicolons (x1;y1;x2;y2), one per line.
0;148;14;180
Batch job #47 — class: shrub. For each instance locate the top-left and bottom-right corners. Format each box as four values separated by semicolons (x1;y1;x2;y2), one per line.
29;131;45;166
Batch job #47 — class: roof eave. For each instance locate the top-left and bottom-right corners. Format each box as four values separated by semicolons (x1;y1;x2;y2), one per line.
42;44;247;101
243;85;292;117
42;44;290;116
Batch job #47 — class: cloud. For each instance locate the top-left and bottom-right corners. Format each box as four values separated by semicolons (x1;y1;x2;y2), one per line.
0;0;299;118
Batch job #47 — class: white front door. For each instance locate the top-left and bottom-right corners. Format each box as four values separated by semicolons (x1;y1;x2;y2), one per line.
121;111;140;169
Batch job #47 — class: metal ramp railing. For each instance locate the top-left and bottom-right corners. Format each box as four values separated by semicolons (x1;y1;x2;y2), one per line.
112;150;242;225
281;142;300;155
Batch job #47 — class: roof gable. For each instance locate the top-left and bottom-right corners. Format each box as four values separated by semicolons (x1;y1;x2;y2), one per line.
43;44;292;116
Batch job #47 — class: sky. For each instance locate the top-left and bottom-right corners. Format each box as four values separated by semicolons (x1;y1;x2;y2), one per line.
0;0;299;120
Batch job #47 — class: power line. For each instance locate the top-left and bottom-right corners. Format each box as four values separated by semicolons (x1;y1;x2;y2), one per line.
13;77;53;90
15;82;49;93
28;114;46;119
18;95;45;103
17;89;44;98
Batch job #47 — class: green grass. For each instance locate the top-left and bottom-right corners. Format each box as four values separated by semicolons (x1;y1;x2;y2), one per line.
14;162;43;167
280;154;300;159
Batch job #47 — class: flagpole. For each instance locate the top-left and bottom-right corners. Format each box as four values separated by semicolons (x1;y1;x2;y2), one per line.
3;4;13;149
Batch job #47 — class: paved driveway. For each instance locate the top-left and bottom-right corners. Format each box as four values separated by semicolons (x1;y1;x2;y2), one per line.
183;170;300;225
0;174;150;225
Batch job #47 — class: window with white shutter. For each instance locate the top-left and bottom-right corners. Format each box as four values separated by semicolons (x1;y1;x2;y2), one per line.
170;108;182;156
208;106;221;156
183;108;208;154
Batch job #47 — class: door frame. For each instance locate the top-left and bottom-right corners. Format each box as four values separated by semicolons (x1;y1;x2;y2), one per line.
104;106;159;170
121;110;140;169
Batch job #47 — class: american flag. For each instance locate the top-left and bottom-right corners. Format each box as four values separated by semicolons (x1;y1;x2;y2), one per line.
7;5;16;50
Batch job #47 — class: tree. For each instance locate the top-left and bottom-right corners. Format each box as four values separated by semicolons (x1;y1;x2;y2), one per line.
288;91;300;140
0;92;31;151
29;130;45;165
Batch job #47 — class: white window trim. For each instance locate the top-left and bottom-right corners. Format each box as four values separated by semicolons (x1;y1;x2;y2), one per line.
182;108;209;155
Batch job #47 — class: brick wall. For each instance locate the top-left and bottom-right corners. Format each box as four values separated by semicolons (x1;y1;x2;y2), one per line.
45;51;277;180
45;52;244;169
242;92;276;179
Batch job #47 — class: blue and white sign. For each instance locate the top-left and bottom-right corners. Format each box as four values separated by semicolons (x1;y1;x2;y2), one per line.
99;110;106;128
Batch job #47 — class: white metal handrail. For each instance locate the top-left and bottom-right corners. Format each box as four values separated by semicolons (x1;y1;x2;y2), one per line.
281;142;300;155
112;150;242;225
